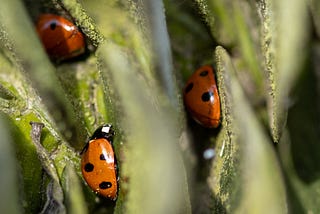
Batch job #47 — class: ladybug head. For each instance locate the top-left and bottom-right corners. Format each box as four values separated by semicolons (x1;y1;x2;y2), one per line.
90;124;115;142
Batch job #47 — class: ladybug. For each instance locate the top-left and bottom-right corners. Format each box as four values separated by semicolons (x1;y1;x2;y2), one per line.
36;14;85;61
81;124;118;200
183;65;221;128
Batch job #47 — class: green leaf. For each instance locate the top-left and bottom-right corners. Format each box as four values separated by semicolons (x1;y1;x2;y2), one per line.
61;165;88;214
0;114;21;214
98;41;191;214
259;0;309;142
213;46;287;213
0;0;87;143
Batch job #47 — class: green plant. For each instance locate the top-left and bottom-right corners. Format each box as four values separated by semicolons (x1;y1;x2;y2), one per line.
0;0;319;213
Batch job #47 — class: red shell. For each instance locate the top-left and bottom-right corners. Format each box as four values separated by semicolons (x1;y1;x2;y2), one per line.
81;138;118;200
36;14;85;60
183;65;221;128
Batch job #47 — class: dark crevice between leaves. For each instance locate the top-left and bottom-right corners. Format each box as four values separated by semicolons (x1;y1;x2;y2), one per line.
287;56;320;184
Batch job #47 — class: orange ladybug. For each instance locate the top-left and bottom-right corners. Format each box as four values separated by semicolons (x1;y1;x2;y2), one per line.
183;65;221;128
81;124;118;200
36;14;85;61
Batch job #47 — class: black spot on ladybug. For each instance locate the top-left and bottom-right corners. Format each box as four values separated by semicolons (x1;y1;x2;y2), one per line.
199;70;208;77
50;22;57;30
185;83;194;93
201;91;214;102
100;154;106;160
84;163;94;172
99;181;112;189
